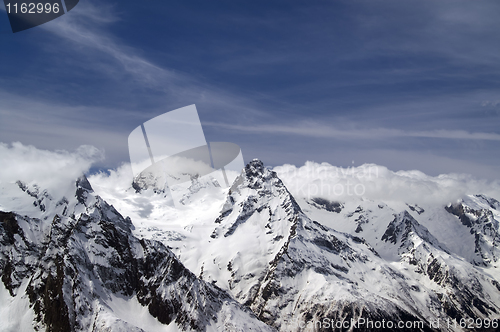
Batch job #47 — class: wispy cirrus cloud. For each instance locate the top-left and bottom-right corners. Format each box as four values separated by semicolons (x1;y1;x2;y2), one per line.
205;121;500;141
35;0;273;122
40;2;180;88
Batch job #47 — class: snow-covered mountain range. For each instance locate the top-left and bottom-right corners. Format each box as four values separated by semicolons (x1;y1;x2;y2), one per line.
0;173;272;331
2;143;500;331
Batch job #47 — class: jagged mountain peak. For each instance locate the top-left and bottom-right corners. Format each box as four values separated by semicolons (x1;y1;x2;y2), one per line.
5;173;102;222
246;158;265;173
213;159;302;238
75;174;94;206
76;175;93;192
382;210;447;253
445;194;500;267
231;159;284;190
381;210;421;245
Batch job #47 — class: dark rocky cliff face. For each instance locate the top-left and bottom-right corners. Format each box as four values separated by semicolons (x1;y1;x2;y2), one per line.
445;196;500;267
381;210;499;326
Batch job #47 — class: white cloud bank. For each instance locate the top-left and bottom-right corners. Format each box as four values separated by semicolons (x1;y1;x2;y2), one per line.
0;142;104;199
1;143;499;210
274;162;500;206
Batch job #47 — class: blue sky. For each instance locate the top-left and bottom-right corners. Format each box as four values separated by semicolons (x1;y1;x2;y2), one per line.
1;0;499;180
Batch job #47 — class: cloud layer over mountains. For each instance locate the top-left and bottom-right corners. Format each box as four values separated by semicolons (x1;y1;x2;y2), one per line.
0;142;104;200
275;162;500;206
1;142;499;208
